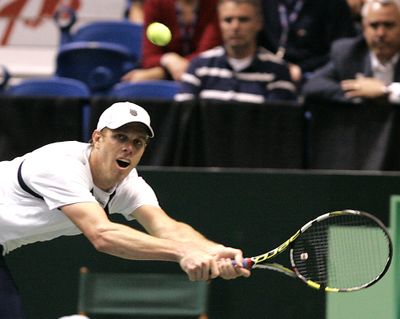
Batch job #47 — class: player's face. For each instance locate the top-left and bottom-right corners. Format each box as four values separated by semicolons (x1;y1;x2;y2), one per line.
218;1;262;57
90;123;149;190
363;3;400;63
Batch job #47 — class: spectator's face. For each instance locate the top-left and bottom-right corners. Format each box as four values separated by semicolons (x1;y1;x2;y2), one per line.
218;1;262;55
363;3;400;62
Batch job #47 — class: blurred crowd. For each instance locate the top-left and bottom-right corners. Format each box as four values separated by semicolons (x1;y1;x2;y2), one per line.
124;0;400;106
3;0;400;107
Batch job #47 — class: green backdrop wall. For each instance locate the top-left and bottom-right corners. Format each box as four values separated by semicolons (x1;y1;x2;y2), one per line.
5;167;399;319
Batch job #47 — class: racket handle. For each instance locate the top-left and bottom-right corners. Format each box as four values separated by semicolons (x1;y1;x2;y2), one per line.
232;258;253;269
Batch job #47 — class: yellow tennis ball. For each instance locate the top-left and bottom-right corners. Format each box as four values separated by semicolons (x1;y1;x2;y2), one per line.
146;22;172;46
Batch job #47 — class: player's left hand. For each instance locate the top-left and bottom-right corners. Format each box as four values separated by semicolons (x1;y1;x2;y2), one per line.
209;246;251;279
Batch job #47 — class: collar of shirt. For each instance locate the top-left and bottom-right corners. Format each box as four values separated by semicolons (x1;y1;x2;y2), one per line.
370;52;399;85
227;56;253;72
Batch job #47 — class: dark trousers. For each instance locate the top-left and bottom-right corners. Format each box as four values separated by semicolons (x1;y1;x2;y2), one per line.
0;246;26;319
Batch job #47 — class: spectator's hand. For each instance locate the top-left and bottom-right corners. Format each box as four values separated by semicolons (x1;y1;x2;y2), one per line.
288;63;303;83
161;53;189;81
341;76;387;99
121;67;166;82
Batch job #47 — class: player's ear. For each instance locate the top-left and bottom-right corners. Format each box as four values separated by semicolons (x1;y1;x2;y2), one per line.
91;130;102;144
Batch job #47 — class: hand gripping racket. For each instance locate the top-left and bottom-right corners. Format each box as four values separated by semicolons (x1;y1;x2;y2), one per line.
238;210;392;292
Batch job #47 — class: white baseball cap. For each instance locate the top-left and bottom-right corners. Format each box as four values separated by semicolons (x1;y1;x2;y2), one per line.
96;101;154;137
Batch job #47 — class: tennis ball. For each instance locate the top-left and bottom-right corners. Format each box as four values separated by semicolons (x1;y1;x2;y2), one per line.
146;22;172;46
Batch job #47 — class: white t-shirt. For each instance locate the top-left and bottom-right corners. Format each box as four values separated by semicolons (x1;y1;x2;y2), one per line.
0;141;159;255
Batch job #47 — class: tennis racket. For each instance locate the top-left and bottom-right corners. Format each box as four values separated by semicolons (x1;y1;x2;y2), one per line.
237;210;392;292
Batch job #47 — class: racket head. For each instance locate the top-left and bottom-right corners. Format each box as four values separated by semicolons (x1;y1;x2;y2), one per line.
290;210;393;292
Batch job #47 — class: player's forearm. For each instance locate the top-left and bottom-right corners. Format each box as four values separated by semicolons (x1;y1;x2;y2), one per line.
154;220;223;252
90;221;189;262
62;203;190;261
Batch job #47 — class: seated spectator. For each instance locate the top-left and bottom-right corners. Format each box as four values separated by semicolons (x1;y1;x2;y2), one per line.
175;0;298;104
122;0;222;82
347;0;366;32
127;0;145;24
302;0;400;105
258;0;356;83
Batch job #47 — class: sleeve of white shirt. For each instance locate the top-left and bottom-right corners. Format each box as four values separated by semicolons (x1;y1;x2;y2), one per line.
388;83;400;104
108;175;160;221
23;156;96;210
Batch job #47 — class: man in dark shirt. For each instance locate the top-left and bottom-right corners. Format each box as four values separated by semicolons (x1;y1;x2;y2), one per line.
176;0;297;103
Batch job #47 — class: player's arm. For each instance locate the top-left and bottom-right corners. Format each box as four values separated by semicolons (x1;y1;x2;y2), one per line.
133;205;251;278
61;202;185;261
60;202;219;281
133;205;214;245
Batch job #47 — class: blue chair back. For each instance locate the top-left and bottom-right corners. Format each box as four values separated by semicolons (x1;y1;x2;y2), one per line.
73;21;143;61
5;77;90;97
108;80;181;100
0;65;10;94
55;42;136;94
54;7;143;61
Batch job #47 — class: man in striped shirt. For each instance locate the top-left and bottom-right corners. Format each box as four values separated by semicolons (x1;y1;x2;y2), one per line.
175;0;298;104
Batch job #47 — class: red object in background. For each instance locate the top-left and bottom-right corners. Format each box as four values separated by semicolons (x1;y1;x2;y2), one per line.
0;0;80;45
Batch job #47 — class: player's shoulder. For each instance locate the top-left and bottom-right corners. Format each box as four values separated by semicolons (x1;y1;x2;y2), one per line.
118;168;154;196
20;141;92;188
32;141;88;156
128;167;139;179
27;141;90;170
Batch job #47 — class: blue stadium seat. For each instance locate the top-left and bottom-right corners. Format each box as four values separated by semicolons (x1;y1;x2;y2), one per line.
5;77;91;140
108;80;181;100
0;65;10;94
55;42;136;94
71;21;143;62
54;7;143;61
5;77;90;97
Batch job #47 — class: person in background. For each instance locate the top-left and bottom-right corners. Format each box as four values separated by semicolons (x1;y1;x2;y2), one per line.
122;0;222;82
347;0;366;32
302;0;400;105
0;101;250;318
175;0;297;104
127;0;145;24
258;0;356;84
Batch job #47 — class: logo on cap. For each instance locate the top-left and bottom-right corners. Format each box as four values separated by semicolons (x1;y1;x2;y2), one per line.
130;109;138;116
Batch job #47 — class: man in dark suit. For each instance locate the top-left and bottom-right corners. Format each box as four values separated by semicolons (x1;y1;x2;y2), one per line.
302;0;400;104
258;0;356;83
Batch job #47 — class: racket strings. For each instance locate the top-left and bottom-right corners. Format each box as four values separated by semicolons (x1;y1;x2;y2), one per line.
291;214;391;290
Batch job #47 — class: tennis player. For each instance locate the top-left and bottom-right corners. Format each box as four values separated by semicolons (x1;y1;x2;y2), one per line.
0;101;250;318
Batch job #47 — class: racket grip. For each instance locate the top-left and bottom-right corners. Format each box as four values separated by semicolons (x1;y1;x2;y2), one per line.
232;258;253;269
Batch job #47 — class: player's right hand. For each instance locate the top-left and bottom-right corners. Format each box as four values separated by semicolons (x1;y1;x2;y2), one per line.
179;248;220;281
